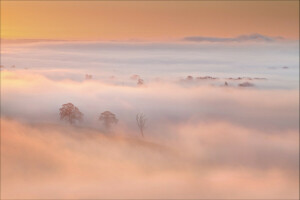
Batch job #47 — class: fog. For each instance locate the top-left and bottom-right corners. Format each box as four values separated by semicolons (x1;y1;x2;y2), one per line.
1;40;299;199
1;70;298;132
1;40;299;88
2;118;298;199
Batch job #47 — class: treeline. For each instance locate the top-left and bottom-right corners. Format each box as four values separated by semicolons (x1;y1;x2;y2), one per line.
59;103;146;137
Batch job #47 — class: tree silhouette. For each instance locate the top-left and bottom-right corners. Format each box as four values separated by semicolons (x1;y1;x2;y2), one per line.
99;111;118;129
137;78;144;86
85;74;93;80
136;113;146;137
59;103;83;124
186;75;193;81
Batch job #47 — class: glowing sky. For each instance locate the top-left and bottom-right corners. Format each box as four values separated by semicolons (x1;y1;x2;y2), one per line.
1;1;299;40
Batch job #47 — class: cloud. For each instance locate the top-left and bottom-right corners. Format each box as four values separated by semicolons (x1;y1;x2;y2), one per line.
1;38;67;45
1;39;298;92
183;33;284;43
0;40;298;199
1;70;299;133
1;118;299;199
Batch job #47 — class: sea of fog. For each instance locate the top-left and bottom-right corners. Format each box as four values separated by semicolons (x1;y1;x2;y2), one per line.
0;40;299;199
1;40;299;89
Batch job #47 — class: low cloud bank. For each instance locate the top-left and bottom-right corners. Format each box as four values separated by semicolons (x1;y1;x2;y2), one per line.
1;118;299;199
1;39;298;91
1;70;298;132
1;58;298;198
183;33;284;43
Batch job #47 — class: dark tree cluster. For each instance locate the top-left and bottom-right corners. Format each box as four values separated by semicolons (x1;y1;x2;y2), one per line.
59;103;83;124
59;103;146;136
99;111;118;129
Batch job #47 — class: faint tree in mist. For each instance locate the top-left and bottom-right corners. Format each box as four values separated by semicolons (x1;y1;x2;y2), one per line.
59;103;83;124
238;82;254;87
85;74;93;80
137;78;144;86
99;111;118;129
186;75;193;81
136;113;146;137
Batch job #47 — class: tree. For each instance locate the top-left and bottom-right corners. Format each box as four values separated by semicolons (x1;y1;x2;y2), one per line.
238;82;254;87
59;103;83;124
137;78;144;86
85;74;93;80
186;75;193;81
136;113;146;137
99;111;118;129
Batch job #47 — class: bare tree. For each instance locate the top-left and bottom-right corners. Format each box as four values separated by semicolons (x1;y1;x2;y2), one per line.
99;111;118;129
136;113;146;137
59;103;83;124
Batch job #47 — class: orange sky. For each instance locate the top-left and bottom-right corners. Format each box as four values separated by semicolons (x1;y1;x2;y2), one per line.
1;1;299;41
